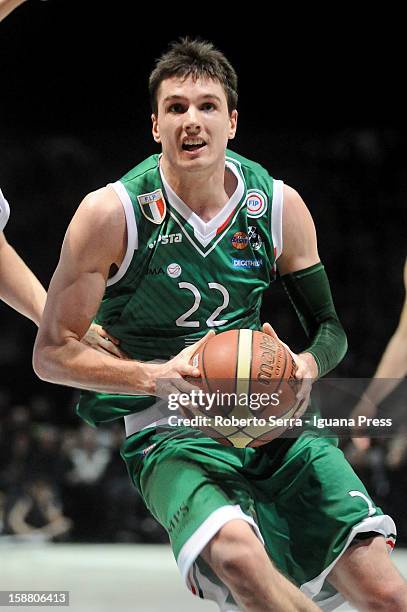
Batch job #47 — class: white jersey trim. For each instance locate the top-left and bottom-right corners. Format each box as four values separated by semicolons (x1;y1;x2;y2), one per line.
300;513;396;611
124;401;172;435
168;197;248;259
106;181;138;287
177;504;264;583
271;179;284;259
160;160;244;247
0;188;11;232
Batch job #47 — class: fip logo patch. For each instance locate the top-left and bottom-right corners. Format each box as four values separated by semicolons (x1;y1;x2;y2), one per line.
245;190;267;219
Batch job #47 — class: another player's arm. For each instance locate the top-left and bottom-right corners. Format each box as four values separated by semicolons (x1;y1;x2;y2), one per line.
33;188;208;395
360;259;407;402
0;231;46;326
0;186;121;357
264;185;347;381
351;259;407;448
0;0;27;21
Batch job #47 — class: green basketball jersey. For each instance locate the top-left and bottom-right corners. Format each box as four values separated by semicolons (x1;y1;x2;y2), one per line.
77;149;284;427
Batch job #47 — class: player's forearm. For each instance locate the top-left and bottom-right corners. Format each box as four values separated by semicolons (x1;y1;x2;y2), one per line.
375;328;407;379
281;263;348;377
33;335;158;395
361;330;407;405
0;0;27;21
0;242;46;325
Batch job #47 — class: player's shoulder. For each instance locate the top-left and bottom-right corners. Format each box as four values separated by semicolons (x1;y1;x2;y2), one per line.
68;187;126;262
226;149;274;181
120;154;160;186
283;184;303;207
76;186;125;233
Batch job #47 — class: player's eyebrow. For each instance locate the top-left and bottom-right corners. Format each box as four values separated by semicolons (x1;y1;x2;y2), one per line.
163;94;222;103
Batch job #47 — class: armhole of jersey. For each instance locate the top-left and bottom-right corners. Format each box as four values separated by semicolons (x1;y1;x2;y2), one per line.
106;181;138;287
0;188;10;232
271;179;284;259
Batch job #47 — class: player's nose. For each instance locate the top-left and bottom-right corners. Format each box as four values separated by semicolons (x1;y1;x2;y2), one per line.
183;106;201;131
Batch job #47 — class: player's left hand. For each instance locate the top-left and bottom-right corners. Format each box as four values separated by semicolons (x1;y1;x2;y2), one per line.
82;323;128;359
262;322;318;418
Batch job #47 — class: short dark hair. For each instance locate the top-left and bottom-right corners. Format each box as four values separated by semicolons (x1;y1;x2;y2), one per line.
149;37;238;115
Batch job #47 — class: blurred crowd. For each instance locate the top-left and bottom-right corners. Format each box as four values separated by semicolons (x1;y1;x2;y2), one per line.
0;398;167;544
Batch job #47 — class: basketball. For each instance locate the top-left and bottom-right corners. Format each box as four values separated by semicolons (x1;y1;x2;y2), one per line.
187;329;300;448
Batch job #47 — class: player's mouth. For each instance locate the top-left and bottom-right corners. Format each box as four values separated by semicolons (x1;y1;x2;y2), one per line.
181;138;207;152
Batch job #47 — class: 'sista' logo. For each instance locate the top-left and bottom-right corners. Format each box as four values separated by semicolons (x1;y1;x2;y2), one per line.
148;232;182;249
231;231;249;250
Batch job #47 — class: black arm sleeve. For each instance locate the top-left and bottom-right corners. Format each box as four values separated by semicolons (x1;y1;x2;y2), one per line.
280;262;348;377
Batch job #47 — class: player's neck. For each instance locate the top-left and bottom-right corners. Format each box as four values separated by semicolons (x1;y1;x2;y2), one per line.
160;158;237;222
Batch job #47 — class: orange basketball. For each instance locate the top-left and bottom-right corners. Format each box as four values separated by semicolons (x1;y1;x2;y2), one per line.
187;329;300;448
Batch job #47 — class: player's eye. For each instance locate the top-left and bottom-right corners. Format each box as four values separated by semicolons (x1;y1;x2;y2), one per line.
201;102;216;111
168;103;185;113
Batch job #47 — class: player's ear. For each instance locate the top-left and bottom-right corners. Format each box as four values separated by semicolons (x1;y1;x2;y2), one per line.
152;114;161;143
228;109;238;140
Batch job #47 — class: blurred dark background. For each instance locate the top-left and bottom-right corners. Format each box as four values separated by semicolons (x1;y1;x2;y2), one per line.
0;3;406;543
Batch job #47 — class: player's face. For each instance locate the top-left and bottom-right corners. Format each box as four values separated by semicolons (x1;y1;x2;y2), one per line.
152;76;237;172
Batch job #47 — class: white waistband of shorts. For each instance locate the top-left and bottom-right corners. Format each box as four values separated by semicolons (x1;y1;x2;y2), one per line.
124;403;182;436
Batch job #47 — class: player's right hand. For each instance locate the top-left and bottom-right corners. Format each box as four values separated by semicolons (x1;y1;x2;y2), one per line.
154;330;215;397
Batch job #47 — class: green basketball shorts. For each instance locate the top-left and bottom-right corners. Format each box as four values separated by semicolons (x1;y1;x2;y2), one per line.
121;426;396;611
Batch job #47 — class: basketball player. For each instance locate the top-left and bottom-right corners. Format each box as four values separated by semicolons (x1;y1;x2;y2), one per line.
0;187;124;353
33;39;407;611
352;258;407;450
